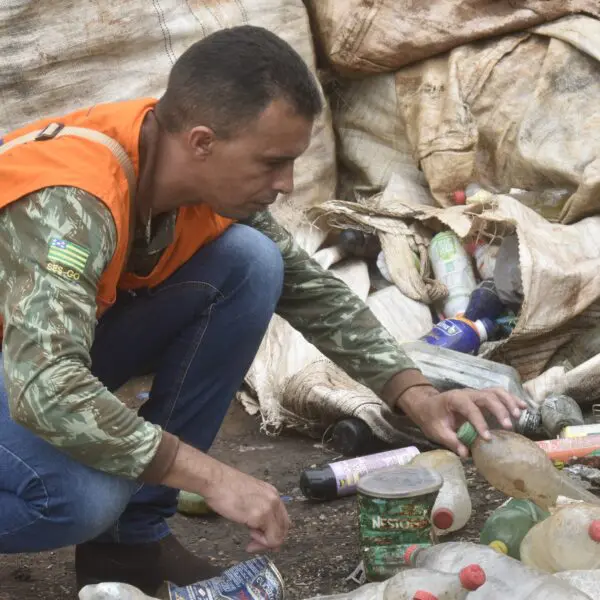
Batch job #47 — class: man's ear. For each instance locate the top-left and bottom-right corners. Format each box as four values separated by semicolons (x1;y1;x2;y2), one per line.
188;125;216;159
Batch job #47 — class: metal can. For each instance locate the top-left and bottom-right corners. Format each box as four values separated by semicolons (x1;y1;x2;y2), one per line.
357;466;443;582
167;556;284;600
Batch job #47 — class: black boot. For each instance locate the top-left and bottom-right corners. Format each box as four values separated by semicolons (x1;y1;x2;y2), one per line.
75;533;222;595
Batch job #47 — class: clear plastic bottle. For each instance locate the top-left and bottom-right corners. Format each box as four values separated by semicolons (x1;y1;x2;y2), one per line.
409;450;472;535
403;541;593;600
79;582;158;600
520;503;600;572
480;498;549;559
382;565;486;600
457;423;600;510
429;231;477;318
555;570;600;599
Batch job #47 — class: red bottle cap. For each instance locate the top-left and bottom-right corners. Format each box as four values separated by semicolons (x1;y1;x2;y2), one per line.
459;564;486;590
589;520;600;542
453;190;466;205
413;592;438;600
432;508;455;530
403;544;420;565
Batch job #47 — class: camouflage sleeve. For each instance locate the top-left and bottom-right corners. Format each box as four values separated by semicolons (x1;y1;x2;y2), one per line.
246;211;422;398
0;186;166;480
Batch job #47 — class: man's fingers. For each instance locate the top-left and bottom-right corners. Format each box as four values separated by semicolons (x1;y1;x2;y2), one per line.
428;423;470;458
247;529;274;553
449;393;491;440
488;387;526;417
476;392;513;429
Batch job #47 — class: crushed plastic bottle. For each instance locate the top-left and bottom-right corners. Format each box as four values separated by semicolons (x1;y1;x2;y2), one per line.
480;499;549;559
403;541;594;600
540;394;585;437
555;570;600;599
457;423;600;510
79;582;158;600
520;503;600;572
429;231;477;318
401;341;535;410
409;450;472;535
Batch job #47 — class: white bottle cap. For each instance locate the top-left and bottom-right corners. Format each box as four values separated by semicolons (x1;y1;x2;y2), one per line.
473;319;489;342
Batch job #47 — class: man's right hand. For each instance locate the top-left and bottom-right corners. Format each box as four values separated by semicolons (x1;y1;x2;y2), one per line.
162;442;290;552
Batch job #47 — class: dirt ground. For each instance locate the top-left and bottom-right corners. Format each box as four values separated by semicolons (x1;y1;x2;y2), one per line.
1;383;507;600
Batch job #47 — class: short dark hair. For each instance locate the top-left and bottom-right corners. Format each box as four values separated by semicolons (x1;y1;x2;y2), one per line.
156;25;322;137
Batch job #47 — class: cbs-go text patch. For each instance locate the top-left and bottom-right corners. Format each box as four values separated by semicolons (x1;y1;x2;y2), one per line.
46;237;90;282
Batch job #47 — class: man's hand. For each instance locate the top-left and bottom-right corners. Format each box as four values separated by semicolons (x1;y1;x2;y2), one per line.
162;443;290;553
396;386;528;457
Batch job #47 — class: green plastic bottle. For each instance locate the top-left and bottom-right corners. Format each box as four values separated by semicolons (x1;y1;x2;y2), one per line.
480;498;549;559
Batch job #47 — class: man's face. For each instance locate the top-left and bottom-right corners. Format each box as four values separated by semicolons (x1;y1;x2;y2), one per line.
187;98;313;220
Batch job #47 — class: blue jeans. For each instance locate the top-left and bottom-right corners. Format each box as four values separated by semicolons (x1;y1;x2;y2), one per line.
0;224;283;552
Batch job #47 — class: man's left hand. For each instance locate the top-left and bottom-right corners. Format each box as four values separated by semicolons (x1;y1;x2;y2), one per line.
396;386;528;457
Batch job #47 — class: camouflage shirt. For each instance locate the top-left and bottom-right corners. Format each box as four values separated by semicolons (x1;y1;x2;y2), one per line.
0;187;421;481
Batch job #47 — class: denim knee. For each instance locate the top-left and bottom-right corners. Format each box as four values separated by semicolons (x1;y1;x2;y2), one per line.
221;224;284;308
0;440;137;553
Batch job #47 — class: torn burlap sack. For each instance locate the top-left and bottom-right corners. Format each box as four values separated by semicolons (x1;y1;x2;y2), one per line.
238;257;432;442
332;15;600;227
0;0;336;253
305;0;600;75
317;190;600;385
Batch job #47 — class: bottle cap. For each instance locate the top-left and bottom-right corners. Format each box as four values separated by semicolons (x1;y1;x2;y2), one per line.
489;540;509;555
453;190;466;205
432;508;455;530
589;520;600;542
457;422;478;447
459;564;486;591
413;592;438;600
403;544;420;565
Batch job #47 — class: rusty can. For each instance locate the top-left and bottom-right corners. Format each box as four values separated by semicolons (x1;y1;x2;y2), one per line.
357;466;443;581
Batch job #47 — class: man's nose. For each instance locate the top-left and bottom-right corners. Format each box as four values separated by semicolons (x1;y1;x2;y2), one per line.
272;162;294;195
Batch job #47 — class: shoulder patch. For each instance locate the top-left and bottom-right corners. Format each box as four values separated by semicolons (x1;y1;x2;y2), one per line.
46;237;90;281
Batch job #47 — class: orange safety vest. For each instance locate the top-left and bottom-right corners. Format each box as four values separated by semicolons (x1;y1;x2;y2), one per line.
0;98;233;318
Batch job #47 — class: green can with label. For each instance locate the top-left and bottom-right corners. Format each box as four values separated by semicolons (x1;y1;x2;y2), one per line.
357;466;443;581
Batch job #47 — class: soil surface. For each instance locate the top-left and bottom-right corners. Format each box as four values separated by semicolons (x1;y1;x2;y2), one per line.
0;379;509;600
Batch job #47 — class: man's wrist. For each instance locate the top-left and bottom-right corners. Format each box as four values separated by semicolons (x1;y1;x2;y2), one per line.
395;384;438;415
381;368;432;408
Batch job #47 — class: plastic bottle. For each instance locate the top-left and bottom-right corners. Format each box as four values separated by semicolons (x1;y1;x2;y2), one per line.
520;503;600;572
429;231;477;317
421;316;495;354
409;450;472;535
555;570;600;599
561;424;600;438
480;498;549;559
465;183;495;205
470;242;500;280
79;582;158;600
403;541;593;600
339;229;381;259
329;417;379;456
382;565;486;600
493;234;523;311
299;446;420;501
177;491;214;516
464;280;505;322
456;422;600;509
536;434;600;462
401;341;534;408
540;394;584;437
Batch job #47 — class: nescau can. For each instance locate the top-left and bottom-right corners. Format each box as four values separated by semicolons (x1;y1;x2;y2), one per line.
167;556;284;600
357;466;443;581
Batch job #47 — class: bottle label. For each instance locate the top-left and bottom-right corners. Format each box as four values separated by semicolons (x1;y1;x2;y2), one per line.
329;447;420;495
168;556;284;600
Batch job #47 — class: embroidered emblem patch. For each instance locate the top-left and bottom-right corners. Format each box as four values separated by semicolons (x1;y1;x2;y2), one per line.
46;238;90;281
